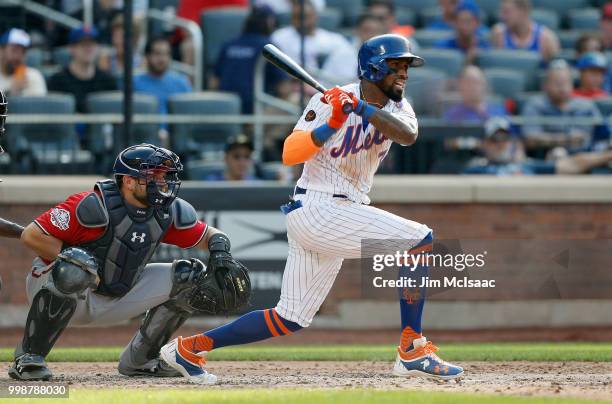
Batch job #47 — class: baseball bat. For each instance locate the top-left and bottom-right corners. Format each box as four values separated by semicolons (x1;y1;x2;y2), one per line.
262;44;353;114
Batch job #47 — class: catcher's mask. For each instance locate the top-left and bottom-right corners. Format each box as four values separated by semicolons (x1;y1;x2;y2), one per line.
113;143;183;210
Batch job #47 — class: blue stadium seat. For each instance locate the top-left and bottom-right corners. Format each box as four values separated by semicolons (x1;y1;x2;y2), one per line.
484;68;527;99
412;30;453;48
6;94;93;174
395;0;433;14
476;50;541;90
201;8;248;72
531;0;589;18
168;92;242;161
568;8;601;30
25;47;44;68
514;91;541;113
531;8;560;30
186;159;225;181
558;30;583;50
594;97;612;116
474;0;501;19
326;0;364;27
420;7;443;27
318;7;343;31
52;46;71;67
86;91;159;171
396;7;417;27
405;67;448;117
418;49;464;77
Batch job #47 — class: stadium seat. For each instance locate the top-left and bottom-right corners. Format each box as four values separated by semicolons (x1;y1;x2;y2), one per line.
594;97;612;117
474;0;501;20
531;0;589;18
412;30;453;48
531;8;560;30
567;8;601;30
318;8;343;31
484;68;527;99
6;94;93;174
417;49;464;77
201;8;248;72
326;0;364;27
420;7;443;27
168;92;242;162
86;91;159;171
52;46;71;67
185;159;225;181
514;91;541;113
25;47;44;68
396;7;417;27
395;0;433;14
558;30;583;50
405;67;448;117
476;50;541;90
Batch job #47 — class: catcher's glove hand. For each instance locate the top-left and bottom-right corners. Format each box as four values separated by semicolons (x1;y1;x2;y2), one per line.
189;250;251;315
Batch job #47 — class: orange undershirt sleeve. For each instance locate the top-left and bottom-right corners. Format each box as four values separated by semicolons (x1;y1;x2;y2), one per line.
282;130;321;166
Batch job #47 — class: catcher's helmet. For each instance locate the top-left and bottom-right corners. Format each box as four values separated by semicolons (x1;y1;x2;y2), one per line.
358;34;424;82
0;89;6;153
113;143;183;209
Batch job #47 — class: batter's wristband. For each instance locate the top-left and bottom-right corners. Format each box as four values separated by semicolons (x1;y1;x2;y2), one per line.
312;123;336;143
354;100;376;120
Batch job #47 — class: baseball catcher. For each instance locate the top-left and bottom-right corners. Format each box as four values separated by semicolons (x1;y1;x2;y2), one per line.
9;143;251;381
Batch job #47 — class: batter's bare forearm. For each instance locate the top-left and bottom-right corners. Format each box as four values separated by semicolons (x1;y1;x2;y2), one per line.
369;109;418;146
0;217;24;239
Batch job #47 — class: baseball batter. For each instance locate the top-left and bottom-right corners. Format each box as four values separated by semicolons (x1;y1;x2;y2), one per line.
160;34;463;383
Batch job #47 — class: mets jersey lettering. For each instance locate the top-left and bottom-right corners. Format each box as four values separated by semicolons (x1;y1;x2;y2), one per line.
294;82;418;204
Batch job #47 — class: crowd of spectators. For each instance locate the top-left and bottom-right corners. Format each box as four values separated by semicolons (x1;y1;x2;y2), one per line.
0;0;611;179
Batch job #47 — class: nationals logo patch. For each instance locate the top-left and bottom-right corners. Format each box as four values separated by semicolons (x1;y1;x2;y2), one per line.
50;208;70;231
305;110;316;121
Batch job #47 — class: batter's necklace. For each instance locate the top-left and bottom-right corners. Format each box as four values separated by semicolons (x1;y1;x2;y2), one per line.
359;84;385;109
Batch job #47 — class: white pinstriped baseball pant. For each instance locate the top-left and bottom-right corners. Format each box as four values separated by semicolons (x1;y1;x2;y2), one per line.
275;189;431;327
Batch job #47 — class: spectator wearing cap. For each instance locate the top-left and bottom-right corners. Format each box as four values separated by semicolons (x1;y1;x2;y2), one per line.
491;0;560;62
134;36;192;117
211;6;289;114
271;0;354;86
47;26;117;113
573;52;609;100
434;2;489;65
521;61;601;152
464;117;612;175
205;135;263;181
443;66;507;124
0;28;46;96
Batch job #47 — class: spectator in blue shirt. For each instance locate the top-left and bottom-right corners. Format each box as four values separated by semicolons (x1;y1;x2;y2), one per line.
212;6;288;114
443;66;507;124
464;117;612;175
134;36;192;116
435;1;489;65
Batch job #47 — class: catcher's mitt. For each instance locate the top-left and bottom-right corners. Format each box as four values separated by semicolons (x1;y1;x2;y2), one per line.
189;250;251;315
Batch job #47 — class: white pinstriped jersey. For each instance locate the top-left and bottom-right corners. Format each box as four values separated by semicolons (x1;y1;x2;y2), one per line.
294;82;418;205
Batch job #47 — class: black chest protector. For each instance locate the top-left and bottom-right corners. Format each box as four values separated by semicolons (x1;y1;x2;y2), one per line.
75;179;198;297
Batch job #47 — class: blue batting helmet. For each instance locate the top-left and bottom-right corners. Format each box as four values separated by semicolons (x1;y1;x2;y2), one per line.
358;34;424;82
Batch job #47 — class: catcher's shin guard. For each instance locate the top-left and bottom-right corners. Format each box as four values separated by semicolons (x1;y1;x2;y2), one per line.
119;259;203;374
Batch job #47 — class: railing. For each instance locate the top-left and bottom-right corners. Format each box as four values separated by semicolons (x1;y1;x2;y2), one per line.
0;0;81;29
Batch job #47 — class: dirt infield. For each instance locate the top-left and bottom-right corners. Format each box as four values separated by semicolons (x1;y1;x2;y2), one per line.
0;361;610;401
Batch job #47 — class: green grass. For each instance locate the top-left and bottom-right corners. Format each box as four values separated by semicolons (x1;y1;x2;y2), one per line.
0;389;602;404
1;343;612;362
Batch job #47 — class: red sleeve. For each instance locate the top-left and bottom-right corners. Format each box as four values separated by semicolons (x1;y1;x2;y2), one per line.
34;191;105;245
162;220;208;249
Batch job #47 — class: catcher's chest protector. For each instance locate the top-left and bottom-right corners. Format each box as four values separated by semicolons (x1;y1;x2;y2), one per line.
80;180;174;297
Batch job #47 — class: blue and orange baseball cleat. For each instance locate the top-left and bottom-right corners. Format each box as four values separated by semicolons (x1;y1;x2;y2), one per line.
392;336;464;381
159;337;217;385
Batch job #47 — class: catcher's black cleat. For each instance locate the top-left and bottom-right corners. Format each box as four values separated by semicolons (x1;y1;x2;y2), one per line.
118;358;182;377
8;353;53;381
